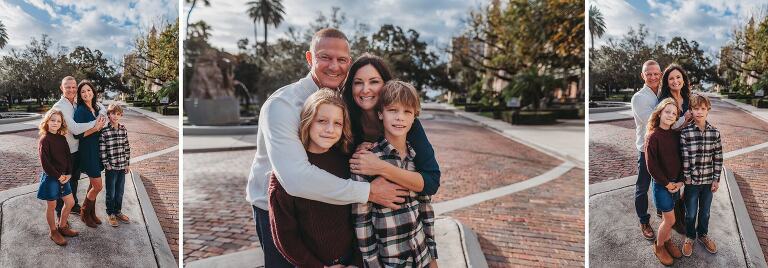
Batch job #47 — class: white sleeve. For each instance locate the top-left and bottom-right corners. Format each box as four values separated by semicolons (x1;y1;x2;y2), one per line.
632;95;655;126
673;115;686;129
262;98;370;205
55;102;95;136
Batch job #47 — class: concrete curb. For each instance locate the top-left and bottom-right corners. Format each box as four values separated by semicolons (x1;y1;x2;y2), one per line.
0;113;41;124
448;216;490;268
723;166;768;268
125;106;179;131
183;125;257;136
132;171;178;268
183;146;257;154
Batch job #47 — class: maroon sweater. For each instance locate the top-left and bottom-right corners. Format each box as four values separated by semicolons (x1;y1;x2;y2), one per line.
39;133;71;179
645;128;682;186
268;148;362;267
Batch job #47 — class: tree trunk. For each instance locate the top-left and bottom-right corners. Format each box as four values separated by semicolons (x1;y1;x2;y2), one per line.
263;22;268;57
253;22;258;55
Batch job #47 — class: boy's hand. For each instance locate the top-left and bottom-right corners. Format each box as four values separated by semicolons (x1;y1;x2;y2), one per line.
712;181;719;192
356;142;374;152
350;151;387;176
125;166;131;174
428;261;439;268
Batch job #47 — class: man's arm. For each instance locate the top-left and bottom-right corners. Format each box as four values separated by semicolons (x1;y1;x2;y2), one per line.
631;94;655;127
54;102;96;136
262;98;370;205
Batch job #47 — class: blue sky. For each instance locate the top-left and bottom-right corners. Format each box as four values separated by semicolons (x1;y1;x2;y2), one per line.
185;0;489;56
0;0;178;61
591;0;767;57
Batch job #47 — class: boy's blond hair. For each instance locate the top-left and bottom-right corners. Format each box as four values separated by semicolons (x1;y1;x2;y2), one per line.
377;80;421;116
107;104;124;115
689;92;711;111
298;88;353;154
39;108;68;137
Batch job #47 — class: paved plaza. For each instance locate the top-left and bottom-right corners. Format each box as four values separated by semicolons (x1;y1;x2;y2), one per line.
183;110;585;267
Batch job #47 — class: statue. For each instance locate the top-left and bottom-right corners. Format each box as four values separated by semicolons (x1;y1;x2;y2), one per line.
184;49;241;126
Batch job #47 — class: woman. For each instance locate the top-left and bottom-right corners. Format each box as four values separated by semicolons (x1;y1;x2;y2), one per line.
658;64;692;128
343;53;441;196
73;80;106;228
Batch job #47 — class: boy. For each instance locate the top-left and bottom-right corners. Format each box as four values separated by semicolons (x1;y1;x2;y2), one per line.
680;93;723;256
351;80;438;268
99;104;131;227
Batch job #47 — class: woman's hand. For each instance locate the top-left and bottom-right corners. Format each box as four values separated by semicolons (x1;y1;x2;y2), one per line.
356;142;374;152
58;175;70;184
712;181;719;192
350;150;388;176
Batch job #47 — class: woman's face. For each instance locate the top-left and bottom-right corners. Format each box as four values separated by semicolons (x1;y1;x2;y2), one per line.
308;104;344;153
660;104;678;127
80;85;94;102
667;69;684;92
352;64;384;111
48;113;62;133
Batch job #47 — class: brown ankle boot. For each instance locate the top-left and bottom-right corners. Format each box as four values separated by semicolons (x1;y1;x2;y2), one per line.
81;199;97;228
654;240;673;266
665;239;683;258
49;229;67;246
58;224;79;237
91;200;101;225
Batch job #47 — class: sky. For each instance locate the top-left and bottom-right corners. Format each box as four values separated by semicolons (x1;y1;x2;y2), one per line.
0;0;179;61
591;0;767;56
185;0;489;56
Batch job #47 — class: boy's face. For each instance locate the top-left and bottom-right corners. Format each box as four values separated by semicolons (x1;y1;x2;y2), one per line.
691;105;709;124
108;112;122;124
378;102;415;138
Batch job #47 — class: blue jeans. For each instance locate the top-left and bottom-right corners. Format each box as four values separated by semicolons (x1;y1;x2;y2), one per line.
105;169;126;215
652;180;680;212
635;152;657;224
684;184;714;239
252;206;293;268
56;152;81;217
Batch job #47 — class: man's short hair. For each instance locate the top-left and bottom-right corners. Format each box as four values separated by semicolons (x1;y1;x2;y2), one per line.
690;93;711;110
107;104;124;115
377;80;421;117
642;60;660;73
61;76;76;86
309;28;349;54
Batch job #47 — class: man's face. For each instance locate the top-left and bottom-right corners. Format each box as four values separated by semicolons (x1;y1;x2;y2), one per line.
306;37;351;89
641;64;662;90
61;80;77;100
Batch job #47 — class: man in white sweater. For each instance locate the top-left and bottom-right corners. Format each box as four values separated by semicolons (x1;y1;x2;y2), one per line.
52;76;106;218
245;28;406;266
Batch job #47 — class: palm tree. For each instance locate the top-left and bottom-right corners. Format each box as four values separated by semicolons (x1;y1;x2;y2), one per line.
246;0;285;56
185;0;210;28
589;5;606;50
0;19;8;49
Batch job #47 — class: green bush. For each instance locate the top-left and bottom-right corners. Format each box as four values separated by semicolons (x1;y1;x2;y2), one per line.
542;108;580;119
515;111;556;125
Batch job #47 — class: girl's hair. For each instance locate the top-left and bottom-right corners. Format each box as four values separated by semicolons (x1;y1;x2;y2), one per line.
646;97;680;137
341;53;394;144
299;88;353;154
76;80;100;114
39;108;68;137
658;64;690;104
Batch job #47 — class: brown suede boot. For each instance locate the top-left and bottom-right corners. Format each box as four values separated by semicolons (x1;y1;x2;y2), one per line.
91;200;101;225
49;229;67;246
665;239;683;258
81;199;97;228
654;240;673;266
58;224;79;237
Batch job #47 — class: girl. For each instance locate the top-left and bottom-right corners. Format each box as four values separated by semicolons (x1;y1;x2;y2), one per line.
74;80;107;228
645;97;684;265
37;109;79;246
268;88;361;268
658;64;692;129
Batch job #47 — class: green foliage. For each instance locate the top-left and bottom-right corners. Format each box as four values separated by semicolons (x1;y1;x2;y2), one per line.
0;19;7;49
504;67;561;110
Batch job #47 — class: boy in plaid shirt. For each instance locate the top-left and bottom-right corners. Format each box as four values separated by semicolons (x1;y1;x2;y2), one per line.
351;81;438;268
680;93;723;257
99;104;131;227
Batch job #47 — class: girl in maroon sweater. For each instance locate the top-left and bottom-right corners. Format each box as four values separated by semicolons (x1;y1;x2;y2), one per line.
37;109;79;246
645;97;684;265
268;88;362;268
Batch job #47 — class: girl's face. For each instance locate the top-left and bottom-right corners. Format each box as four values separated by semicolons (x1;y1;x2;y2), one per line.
80;85;94;102
48;114;62;133
667;69;684;92
352;65;384;111
660;104;678;128
308;104;344;153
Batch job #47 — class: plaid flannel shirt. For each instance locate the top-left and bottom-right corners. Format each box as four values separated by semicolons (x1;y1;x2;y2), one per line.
680;121;723;185
351;138;437;268
99;123;130;170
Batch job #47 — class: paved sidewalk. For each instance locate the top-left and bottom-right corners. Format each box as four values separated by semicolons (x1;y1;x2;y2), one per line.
0;171;175;267
105;100;179;131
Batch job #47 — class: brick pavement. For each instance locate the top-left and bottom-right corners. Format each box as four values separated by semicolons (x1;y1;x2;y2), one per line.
589;98;768;184
727;148;768;261
182;115;583;265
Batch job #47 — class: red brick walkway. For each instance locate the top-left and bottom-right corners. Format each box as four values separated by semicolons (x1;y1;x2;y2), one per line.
183;114;585;266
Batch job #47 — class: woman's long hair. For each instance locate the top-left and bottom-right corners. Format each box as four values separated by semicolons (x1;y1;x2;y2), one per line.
646;97;680;139
341;53;394;144
76;80;100;114
658;64;690;106
39;108;69;138
299;88;353;154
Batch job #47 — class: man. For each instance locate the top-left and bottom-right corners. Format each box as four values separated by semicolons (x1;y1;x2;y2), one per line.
245;28;408;266
51;77;106;219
